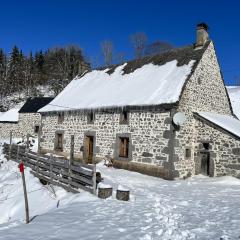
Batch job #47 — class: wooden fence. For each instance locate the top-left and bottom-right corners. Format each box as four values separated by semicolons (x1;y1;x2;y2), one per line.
3;143;97;194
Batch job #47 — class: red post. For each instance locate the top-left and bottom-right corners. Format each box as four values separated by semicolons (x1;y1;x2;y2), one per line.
18;161;30;224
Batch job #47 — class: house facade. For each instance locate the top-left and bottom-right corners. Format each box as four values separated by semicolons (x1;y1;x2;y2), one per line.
39;24;240;179
0;97;53;139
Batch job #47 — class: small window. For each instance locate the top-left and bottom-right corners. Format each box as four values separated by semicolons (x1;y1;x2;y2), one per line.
203;143;209;150
120;111;129;124
185;148;191;158
34;125;40;133
87;112;95;124
58;113;64;124
119;137;129;158
55;133;63;151
197;77;201;84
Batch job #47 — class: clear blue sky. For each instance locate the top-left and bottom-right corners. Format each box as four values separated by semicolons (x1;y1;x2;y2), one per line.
0;0;239;85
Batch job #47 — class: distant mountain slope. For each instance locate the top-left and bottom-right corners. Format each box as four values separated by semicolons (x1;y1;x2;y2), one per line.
0;85;54;111
227;86;240;119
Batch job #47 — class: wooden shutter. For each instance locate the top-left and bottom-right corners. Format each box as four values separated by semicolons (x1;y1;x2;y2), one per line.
119;138;129;158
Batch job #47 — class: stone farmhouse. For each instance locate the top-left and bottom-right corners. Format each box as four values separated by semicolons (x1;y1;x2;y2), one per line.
39;23;240;179
0;97;53;139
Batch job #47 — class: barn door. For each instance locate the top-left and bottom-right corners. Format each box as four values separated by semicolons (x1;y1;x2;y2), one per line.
85;136;94;164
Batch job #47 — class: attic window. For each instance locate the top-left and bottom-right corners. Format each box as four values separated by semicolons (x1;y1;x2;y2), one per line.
197;77;202;84
34;125;40;134
87;112;95;124
120;110;129;124
58;112;64;124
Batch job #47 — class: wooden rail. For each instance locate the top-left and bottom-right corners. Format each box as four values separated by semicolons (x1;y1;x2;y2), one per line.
3;143;96;194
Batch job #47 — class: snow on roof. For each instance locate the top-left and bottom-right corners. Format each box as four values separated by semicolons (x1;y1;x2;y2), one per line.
0;108;19;122
39;60;195;112
197;112;240;138
226;86;240;119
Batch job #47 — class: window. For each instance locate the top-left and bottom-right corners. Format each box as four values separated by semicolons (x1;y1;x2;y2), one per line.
120;110;129;124
34;125;40;134
119;137;129;158
58;113;64;124
203;143;210;150
87;112;95;124
55;133;63;151
185;148;191;158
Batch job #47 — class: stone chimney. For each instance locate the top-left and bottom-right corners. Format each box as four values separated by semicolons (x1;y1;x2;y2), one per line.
195;23;209;48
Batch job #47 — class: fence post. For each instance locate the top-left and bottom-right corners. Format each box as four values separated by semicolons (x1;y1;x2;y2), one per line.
8;131;12;161
26;133;30;149
17;145;19;163
37;125;41;154
50;154;53;181
19;161;30;224
93;164;97;195
68;135;74;187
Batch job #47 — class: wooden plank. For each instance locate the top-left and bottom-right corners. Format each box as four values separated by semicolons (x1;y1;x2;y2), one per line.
73;161;94;170
70;165;93;177
30;171;80;194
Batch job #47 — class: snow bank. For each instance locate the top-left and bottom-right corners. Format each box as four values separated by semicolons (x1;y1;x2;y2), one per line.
0;109;19;122
198;112;240;138
227;86;240;119
39;60;195;112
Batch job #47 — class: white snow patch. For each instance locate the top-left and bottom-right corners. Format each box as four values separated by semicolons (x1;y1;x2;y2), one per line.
39;60;195;112
198;112;240;138
227;86;240;119
0;109;19;122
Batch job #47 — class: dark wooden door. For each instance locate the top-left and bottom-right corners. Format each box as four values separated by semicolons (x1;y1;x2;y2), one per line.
85;136;94;164
201;152;210;176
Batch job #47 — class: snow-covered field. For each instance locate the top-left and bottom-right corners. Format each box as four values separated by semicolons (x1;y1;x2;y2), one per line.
0;142;240;240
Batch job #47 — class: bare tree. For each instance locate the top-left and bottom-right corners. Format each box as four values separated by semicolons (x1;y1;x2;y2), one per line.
144;41;174;56
101;41;113;66
130;32;148;59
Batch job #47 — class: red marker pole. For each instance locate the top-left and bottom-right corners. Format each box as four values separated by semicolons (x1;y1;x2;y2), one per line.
19;161;30;224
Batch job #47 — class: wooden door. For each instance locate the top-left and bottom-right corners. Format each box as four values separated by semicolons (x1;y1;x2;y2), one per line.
85;136;94;164
201;152;210;176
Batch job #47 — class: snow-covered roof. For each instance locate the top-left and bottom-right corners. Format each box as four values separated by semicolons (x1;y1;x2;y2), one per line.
0;108;19;123
226;86;240;119
39;43;209;113
196;112;240;138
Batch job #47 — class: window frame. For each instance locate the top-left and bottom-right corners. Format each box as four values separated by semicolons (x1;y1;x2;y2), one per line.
55;131;64;152
114;133;132;161
185;148;192;159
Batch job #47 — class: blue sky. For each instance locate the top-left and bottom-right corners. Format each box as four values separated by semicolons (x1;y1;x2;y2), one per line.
0;0;239;85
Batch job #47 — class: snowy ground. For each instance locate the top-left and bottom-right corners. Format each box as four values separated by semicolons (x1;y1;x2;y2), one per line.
0;143;240;239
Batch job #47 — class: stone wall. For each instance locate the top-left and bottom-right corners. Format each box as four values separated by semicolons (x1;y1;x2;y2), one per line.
173;41;233;178
194;118;240;178
0;113;41;139
40;110;172;168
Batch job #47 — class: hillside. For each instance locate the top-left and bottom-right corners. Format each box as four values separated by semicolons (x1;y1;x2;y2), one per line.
0;85;54;111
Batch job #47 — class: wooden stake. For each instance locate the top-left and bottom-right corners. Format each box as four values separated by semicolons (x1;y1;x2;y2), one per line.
21;164;30;224
26;133;30;149
8;131;12;161
93;164;97;195
68;135;74;186
37;125;41;154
